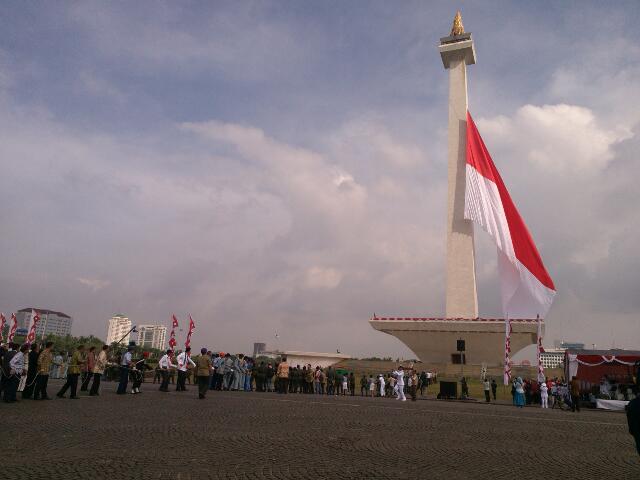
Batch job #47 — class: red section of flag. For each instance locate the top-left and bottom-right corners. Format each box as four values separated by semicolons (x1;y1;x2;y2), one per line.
466;112;555;291
8;313;17;342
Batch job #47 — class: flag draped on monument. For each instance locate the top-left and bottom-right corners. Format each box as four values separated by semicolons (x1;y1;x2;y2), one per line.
27;309;41;343
464;111;556;319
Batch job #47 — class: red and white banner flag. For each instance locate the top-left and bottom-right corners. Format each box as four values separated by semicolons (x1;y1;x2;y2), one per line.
464;111;556;319
536;315;545;382
185;315;195;349
503;317;512;386
27;309;41;343
8;313;18;342
168;314;179;350
0;313;5;342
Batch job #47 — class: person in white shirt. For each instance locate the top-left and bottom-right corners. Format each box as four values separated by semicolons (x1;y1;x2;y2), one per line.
176;347;196;392
5;344;28;403
540;380;549;408
393;366;406;401
158;349;177;392
117;346;133;395
379;375;386;397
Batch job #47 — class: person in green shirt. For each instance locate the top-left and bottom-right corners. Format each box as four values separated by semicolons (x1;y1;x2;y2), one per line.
56;345;86;399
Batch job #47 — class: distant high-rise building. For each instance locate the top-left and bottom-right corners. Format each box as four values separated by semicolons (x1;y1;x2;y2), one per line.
16;308;73;337
253;342;266;357
106;314;132;345
137;325;167;350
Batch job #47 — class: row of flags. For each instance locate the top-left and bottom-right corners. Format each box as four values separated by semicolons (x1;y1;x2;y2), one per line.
168;314;196;351
0;311;30;344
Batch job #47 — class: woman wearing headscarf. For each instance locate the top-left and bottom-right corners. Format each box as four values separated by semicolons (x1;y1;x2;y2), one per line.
514;377;526;408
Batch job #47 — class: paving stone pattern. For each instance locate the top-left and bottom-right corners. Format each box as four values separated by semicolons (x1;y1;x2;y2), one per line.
2;380;638;479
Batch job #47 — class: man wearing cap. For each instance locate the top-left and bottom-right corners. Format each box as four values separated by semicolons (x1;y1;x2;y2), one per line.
176;347;196;392
393;366;406;401
158;349;176;392
116;346;134;395
196;348;214;399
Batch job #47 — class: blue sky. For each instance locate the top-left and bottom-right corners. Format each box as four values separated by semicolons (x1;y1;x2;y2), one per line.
1;2;639;357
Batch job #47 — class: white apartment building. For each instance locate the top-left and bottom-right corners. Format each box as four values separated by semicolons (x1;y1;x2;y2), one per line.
106;314;132;345
136;325;167;350
16;308;73;337
540;348;565;369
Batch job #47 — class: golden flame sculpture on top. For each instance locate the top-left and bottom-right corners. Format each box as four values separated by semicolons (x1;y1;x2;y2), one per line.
450;10;465;36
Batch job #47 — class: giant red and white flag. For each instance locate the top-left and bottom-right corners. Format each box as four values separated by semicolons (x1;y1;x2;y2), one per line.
464;111;556;319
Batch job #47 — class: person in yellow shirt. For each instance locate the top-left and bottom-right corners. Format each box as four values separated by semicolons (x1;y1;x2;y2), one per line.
34;341;54;400
56;345;86;399
277;356;289;394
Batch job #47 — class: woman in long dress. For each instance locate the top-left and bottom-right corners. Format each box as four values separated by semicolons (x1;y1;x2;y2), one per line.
514;377;526;408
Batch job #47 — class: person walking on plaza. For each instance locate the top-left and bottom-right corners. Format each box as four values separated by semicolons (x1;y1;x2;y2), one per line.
89;345;109;396
379;374;386;397
80;346;96;391
626;392;640;456
34;341;54;400
22;343;40;399
158;349;176;392
483;378;491;403
5;344;28;403
57;345;85;399
409;370;418;401
116;346;134;395
491;378;498;401
277;356;289;394
570;376;581;412
52;352;63;379
540;380;549;408
393;366;406;401
196;348;214;399
131;352;152;394
176;347;196;391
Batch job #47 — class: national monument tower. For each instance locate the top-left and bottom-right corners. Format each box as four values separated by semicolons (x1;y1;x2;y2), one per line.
369;13;540;366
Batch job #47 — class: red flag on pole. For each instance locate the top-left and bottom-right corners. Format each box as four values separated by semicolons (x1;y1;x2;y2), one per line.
185;315;195;349
0;313;5;342
27;309;41;343
8;313;18;342
168;314;179;350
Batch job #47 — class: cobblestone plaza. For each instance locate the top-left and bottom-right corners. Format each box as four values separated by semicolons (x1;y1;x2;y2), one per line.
3;380;638;479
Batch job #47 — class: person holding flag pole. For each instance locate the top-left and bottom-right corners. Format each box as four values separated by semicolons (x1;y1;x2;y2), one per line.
176;316;196;391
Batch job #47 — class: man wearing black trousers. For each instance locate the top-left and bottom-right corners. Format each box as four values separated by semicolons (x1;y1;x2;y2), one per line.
57;345;85;399
116;346;133;395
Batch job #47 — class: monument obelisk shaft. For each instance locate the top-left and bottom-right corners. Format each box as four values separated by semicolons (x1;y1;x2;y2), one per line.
439;13;478;319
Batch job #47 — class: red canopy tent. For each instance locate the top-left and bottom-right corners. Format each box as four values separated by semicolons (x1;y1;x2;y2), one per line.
564;349;640;391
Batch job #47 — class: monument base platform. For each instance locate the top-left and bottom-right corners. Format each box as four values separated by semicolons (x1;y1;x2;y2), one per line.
369;316;541;367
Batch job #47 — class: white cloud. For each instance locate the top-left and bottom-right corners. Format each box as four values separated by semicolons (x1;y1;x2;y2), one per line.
477;104;631;174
